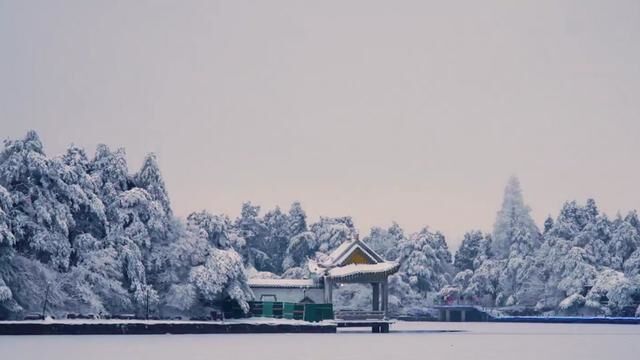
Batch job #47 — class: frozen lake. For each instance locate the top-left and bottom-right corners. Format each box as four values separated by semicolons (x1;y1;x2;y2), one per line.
2;321;639;360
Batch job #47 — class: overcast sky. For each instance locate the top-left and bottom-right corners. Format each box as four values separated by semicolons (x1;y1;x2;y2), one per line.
2;1;639;248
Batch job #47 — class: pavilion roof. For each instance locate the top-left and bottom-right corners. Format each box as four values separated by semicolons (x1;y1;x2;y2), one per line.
309;239;399;280
319;239;384;268
325;262;400;282
247;278;322;289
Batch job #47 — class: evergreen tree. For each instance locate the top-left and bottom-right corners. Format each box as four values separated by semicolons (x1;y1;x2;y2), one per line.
286;202;307;236
364;222;405;261
159;223;252;315
187;211;234;249
396;228;452;294
0;131;84;270
454;230;484;272
544;216;554;234
282;202;314;272
492;176;540;259
261;207;289;273
282;231;316;270
234;202;268;268
609;215;640;270
0;185;15;247
310;216;357;253
135;153;172;215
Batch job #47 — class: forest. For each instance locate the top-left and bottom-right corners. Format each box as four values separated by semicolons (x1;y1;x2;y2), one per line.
0;131;639;319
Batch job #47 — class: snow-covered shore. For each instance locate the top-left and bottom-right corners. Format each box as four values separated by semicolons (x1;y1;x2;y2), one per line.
0;317;336;335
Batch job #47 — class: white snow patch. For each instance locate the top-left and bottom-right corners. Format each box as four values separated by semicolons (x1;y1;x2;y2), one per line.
327;262;399;278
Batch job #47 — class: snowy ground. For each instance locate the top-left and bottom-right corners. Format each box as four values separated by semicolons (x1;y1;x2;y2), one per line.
1;321;639;360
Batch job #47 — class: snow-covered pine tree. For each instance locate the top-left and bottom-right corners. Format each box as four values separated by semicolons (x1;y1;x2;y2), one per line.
609;212;640;270
135;153;172;215
364;222;405;261
310;216;357;253
61;145;108;244
159;220;252;315
396;228;453;294
187;210;235;249
286;202;307;237
234;202;269;269
454;230;484;272
0;185;15;247
465;259;502;305
0;131;74;269
280;202;315;273
492;176;541;259
533;199;619;312
189;246;252;312
261;207;289;273
282;231;316;271
0;184;18;315
89;144;174;316
89;144;131;206
61;233;131;315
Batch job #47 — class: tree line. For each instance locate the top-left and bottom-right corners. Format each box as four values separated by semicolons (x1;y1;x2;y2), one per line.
0;131;638;319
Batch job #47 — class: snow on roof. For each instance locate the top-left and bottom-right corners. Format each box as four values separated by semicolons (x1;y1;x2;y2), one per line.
326;262;400;279
324;240;355;265
247;278;321;288
307;258;324;275
320;239;384;268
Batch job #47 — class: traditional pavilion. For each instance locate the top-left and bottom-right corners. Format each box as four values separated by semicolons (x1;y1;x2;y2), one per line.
248;237;400;319
308;237;400;318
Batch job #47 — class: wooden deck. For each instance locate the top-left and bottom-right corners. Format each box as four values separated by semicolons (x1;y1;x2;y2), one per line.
333;310;393;333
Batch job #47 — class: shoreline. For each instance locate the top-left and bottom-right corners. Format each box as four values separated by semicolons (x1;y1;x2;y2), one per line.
0;318;337;335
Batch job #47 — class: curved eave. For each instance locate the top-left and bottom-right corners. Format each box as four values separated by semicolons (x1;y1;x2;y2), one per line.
325;262;400;282
247;279;322;289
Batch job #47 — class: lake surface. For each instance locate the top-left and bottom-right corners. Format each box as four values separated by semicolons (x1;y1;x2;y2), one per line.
2;321;639;360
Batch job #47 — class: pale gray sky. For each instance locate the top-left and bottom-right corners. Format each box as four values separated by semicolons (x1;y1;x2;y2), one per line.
2;1;640;248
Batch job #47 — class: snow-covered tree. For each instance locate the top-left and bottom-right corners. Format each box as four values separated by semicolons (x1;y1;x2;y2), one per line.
187;211;234;249
286;202;307;236
135;153;171;215
0;185;15;247
454;230;485;272
156;216;253;316
189;247;252;312
282;231;316;270
61;146;107;243
609;214;640;270
0;131;102;270
585;269;640;316
61;233;131;315
6;131;640;319
261;207;289;273
0;132;256;319
234;202;268;268
364;222;405;261
465;259;502;305
492;176;540;259
311;216;357;253
396;228;453;294
89;144;131;206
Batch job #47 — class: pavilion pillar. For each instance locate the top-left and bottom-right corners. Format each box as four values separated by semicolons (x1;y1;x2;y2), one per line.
324;277;333;304
381;277;389;318
371;283;380;311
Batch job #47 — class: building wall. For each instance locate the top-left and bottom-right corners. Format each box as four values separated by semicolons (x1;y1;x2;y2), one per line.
250;287;325;304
